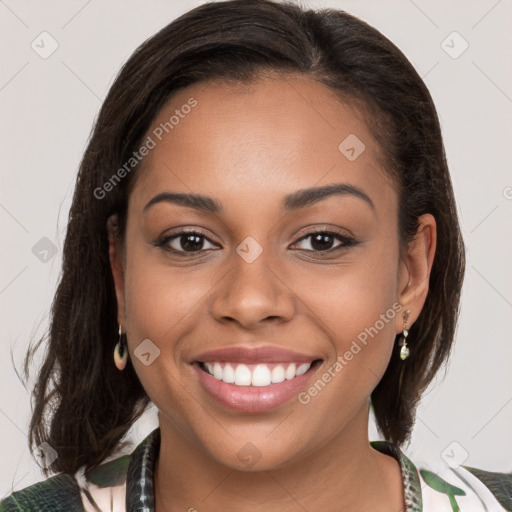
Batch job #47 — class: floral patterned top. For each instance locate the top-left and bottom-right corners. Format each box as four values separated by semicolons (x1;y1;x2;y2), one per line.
1;428;510;511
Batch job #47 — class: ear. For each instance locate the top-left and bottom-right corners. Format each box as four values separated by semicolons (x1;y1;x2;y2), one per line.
396;213;437;331
107;214;127;328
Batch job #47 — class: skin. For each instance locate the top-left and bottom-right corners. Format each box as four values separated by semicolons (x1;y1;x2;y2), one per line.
108;72;436;511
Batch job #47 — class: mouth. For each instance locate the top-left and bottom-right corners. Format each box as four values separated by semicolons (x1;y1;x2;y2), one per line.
196;359;323;387
191;358;323;413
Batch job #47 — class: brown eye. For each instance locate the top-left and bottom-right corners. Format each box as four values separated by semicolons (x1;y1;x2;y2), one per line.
292;230;357;252
157;231;218;253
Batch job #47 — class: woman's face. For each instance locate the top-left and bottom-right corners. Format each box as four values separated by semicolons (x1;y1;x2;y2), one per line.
109;73;435;470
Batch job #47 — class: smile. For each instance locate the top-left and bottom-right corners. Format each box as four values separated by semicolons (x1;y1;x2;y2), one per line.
199;361;315;386
192;359;323;413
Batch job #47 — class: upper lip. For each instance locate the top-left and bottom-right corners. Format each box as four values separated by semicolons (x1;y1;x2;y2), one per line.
192;346;322;364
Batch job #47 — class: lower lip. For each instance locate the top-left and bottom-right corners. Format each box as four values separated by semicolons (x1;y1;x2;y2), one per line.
192;361;321;413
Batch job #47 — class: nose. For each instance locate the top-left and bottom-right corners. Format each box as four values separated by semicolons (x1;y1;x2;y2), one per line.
210;248;295;330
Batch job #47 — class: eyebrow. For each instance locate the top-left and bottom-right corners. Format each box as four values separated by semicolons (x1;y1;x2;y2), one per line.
143;183;375;214
284;183;375;211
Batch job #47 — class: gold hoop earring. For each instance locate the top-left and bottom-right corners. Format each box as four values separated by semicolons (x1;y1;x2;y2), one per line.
114;324;128;371
399;310;411;360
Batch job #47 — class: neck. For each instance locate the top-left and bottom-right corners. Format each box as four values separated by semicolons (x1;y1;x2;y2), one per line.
154;403;405;512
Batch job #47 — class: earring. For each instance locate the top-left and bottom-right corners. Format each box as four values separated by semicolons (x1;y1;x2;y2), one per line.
399;310;411;360
114;324;128;370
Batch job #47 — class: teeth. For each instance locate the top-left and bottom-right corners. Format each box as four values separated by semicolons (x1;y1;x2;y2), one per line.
234;364;252;386
296;363;310;376
252;364;272;387
201;361;312;386
271;365;285;383
285;363;296;380
213;362;223;380
223;363;235;383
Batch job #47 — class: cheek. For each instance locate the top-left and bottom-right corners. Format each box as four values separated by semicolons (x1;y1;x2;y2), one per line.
124;260;211;346
297;239;400;394
291;269;401;439
296;237;400;334
121;237;216;387
121;250;213;425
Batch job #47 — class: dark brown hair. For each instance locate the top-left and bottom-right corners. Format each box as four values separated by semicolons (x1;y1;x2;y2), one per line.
25;0;465;475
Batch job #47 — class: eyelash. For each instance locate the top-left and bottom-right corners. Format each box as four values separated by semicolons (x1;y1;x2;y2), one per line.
154;228;358;256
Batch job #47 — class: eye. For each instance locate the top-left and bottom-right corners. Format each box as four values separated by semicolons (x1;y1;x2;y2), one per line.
154;227;358;256
291;229;357;252
155;230;218;254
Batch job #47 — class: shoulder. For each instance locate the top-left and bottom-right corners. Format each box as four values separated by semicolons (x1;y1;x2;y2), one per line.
371;440;512;511
0;473;83;511
419;464;512;512
0;429;159;512
0;455;131;512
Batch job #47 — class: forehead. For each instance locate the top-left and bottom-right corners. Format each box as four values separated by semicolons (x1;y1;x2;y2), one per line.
129;73;396;217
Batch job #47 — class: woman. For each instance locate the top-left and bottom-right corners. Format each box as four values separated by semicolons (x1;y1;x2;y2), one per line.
1;0;510;510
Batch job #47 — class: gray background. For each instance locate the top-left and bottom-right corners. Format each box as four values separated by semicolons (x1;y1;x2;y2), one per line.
1;0;511;497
